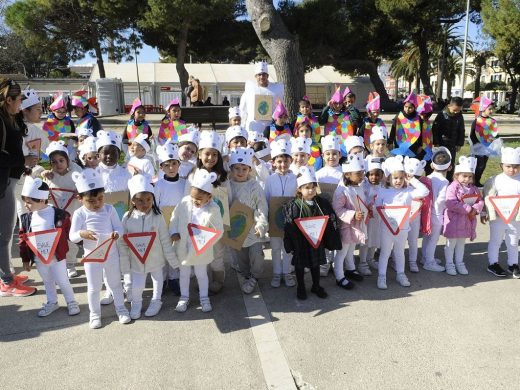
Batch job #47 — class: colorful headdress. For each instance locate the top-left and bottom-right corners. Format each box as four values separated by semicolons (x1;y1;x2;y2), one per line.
165;98;180;112
49;94;66;111
417;95;433;115
71;90;88;108
479;96;493;113
366;92;380;112
272;100;288;120
404;91;418;108
342;86;352;99
130;97;143;115
329;86;343;104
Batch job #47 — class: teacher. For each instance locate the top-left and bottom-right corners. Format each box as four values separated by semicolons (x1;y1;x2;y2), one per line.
0;78;38;297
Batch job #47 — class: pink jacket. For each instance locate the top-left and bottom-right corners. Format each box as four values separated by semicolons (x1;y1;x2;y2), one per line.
419;176;433;235
332;184;367;245
443;181;484;240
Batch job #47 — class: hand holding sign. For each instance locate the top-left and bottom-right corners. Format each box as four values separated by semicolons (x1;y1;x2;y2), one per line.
81;235;115;263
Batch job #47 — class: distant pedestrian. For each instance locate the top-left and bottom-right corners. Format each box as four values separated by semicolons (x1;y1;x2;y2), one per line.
222;96;230;106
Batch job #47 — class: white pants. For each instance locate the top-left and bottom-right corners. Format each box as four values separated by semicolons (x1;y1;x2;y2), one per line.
359;245;376;263
209;241;226;273
66;240;80;268
180;264;208;300
444;238;466;265
131;269;164;304
271;237;292;275
488;220;520;266
407;217;421;264
36;258;75;304
378;229;407;276
334;243;356;280
84;254;125;318
422;218;443;264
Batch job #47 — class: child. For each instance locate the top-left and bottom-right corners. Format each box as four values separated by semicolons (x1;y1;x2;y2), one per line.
127;133;155;178
332;154;368;289
294;96;321;144
265;139;297;287
228;148;269;293
294;119;322;170
43;94;75;143
376;156;429;289
343;87;361;132
366;126;388;159
229;106;241;126
158;98;186;145
177;129;200;179
20;87;50;160
70;168;131;329
119;174;178;319
443;156;483;275
225;125;248;150
265;100;293;142
283;166;341;299
78;136;100;169
71;90;102;136
344;136;365;157
170;169;224;312
357;92;386;149
421;147;452;271
123;98;153;147
289;136;312;175
388;92;423;158
417;95;434;170
319;87;354;149
96;130;131;193
245;131;271;188
482;147;520;278
19;177;80;317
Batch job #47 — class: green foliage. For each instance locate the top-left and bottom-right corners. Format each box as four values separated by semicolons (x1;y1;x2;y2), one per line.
483;81;507;91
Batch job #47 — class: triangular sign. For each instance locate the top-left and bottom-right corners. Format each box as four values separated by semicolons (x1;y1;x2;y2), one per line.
409;199;422;222
462;193;480;206
49;188;76;211
488;195;520;224
356;195;370;224
376;205;411;235
123;232;156;264
294;216;329;249
24;228;62;265
81;237;116;263
26;138;42;157
187;223;221;255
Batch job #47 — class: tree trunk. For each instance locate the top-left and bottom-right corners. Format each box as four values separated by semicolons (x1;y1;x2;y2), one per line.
474;65;482;98
246;0;305;120
446;80;453;99
408;80;412;94
509;77;518;114
337;59;391;105
175;27;190;107
436;39;447;99
416;32;433;95
93;39;106;78
415;71;420;93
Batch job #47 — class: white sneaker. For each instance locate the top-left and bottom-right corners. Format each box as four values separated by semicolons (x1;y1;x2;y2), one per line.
89;316;102;329
67;301;80;316
283;273;296;287
396;273;411;287
435;258;443;265
456;263;469;275
144;300;162;317
319;263;330;276
241;277;257;294
116;307;131;324
175;298;189;313
38;302;59;317
201;299;212;313
409;262;419;273
130;302;142;320
100;291;113;305
445;263;457;276
377;276;387;290
271;274;281;288
423;262;445;272
358;262;372;276
67;266;78;278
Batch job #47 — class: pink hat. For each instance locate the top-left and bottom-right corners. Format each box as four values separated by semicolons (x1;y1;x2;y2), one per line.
49;94;66;111
329;86;343;104
404;91;418;108
302;95;312;108
366;92;380;112
272;99;288;120
417;95;433;115
165;98;180;112
479;96;493;112
342;86;352;99
71;90;88;107
130;97;143;115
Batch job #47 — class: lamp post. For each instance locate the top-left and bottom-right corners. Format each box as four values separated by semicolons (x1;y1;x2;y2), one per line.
460;0;471;99
135;46;141;101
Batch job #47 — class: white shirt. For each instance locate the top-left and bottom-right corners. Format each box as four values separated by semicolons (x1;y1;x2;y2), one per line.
154;177;186;208
428;171;449;217
316;165;342;184
30;205;55;232
265;171;297;201
98;163;131;193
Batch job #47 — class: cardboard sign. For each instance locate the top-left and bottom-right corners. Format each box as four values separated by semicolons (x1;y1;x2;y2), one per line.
488;195;520;224
161;206;175;226
268;196;291;237
318;182;338;204
49;188;76;211
187;223;221;255
376;205;411;235
104;191;130;220
356;195;370;224
26;138;42;159
409;199;423;222
123;232;156;265
255;148;271;163
294;216;329;249
24;228;62;265
462;193;480;206
254;95;273;121
222;201;254;250
81;236;116;263
213;186;230;230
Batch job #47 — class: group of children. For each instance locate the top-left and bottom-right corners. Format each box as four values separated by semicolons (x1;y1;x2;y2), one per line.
9;85;518;331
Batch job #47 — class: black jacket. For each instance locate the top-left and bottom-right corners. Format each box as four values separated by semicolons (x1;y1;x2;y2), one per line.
0;114;25;179
432;110;465;147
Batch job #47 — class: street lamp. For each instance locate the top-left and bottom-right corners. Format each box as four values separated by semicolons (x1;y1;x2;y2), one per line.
460;0;471;99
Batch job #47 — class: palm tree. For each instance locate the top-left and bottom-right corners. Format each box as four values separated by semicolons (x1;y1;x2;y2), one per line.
470;50;493;98
391;44;422;94
444;55;475;98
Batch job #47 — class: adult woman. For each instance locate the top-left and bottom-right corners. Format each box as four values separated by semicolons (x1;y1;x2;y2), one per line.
0;78;38;297
190;78;204;107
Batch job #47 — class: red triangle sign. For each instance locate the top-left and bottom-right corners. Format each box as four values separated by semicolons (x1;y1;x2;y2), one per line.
49;188;76;211
356;195;370;224
488;195;520;224
294;216;329;249
409;199;422;222
123;232;156;264
24;228;62;264
26;138;42;157
376;205;411;235
187;223;221;255
462;193;480;206
81;237;116;263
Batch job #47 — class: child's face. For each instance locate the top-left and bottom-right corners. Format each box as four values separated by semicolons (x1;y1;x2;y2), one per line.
169;107;182;120
275;115;288;126
456;172;474;186
323;150;340;167
501;163;520;177
273;155;292;174
53;108;67;120
368;110;379;120
345;95;355;106
390;171;406;189
99;145;120;166
367;169;383;185
297;126;312;139
80;192;104;212
24;104;42;123
229;137;247;150
299;103;311;116
403;103;415;115
78;135;88;145
50;153;69;175
161;159;180;177
229;116;241;126
346;171;365;185
132;192;154;214
83;152;100;168
447;103;462;115
22;197;46;212
331;102;343;112
349;146;364;156
73;106;87;118
370;139;386;156
199;148;219;170
179;143;197;161
292;152;309;167
129;142;146;158
190;187;211;208
231;163;251;182
134;107;146;122
483;106;493;117
299;183;317;201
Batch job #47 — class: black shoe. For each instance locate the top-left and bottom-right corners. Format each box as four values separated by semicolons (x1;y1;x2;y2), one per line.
311;286;328;298
344;269;364;282
297;286;307;300
507;264;520;279
487;263;506;277
168;279;181;296
336;277;355;290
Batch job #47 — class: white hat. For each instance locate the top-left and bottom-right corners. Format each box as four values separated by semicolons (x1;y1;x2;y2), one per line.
128;173;155;199
431;146;452;171
501;147;520;165
404;156;427;176
46;140;68;157
179;127;200;146
228;106;241;119
199;130;224;152
225;125;248;144
254;61;268;75
290;137;312;155
454;156;477;174
21;88;40;110
296;166;317;188
369;126;387;144
78;136;98;159
156;140;179;164
365;155;383;171
72;168;104;193
21;177;49;200
344;136;364;153
382;155;405;177
77;127;93;137
247;131;266;144
192;168;218;194
270;138;291;159
229;147;254;168
96;130;122;151
321;134;341;152
342;153;366;173
133;133;151;152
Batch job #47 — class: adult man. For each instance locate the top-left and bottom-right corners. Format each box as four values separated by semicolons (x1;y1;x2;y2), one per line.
239;61;284;134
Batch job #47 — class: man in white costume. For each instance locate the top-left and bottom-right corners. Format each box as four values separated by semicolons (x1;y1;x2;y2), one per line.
239;61;284;134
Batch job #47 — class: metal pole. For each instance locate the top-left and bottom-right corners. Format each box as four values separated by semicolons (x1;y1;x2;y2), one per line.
135;47;141;100
460;0;471;98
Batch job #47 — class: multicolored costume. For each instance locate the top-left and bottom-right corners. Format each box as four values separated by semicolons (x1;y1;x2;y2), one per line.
157;117;187;144
42;114;74;142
